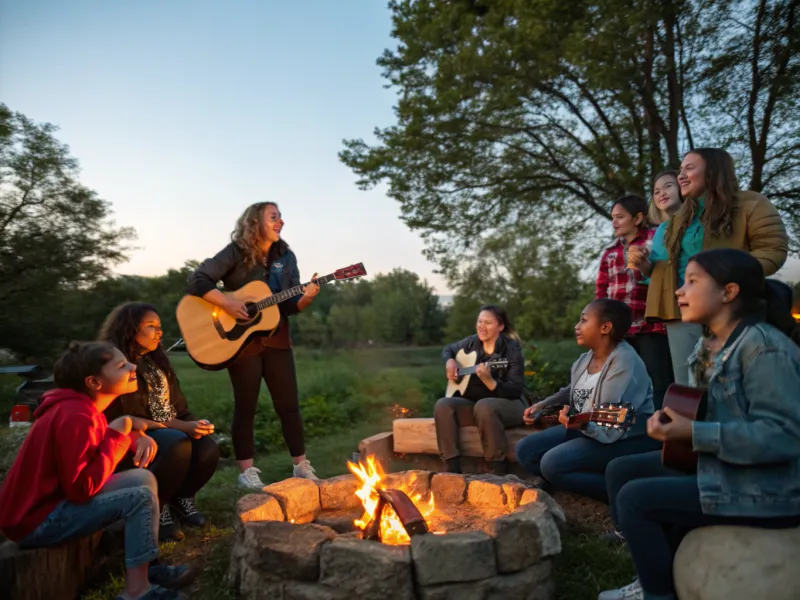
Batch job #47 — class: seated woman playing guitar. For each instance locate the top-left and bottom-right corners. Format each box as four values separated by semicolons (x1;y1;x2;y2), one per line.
515;299;660;502
599;249;800;600
100;303;220;542
434;305;525;475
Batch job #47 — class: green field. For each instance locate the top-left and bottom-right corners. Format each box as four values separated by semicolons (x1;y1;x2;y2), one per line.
2;343;634;599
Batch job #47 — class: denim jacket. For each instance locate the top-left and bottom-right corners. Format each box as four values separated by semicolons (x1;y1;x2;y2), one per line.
690;321;800;517
539;341;654;443
186;242;301;318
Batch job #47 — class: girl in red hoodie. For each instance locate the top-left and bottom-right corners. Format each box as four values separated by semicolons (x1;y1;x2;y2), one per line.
0;342;189;600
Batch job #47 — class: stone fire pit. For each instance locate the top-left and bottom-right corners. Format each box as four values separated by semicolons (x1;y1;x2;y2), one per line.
229;470;563;600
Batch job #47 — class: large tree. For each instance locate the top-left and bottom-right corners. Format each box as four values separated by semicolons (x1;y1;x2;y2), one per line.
341;0;800;263
0;104;135;359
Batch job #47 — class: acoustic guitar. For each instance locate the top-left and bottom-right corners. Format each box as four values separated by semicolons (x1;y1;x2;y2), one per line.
529;403;637;431
445;349;509;398
176;263;366;370
660;383;707;473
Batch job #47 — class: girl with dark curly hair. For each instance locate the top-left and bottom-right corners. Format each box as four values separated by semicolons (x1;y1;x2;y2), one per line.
100;302;220;542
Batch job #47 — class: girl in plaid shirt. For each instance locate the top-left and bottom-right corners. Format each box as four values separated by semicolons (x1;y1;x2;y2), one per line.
596;195;673;409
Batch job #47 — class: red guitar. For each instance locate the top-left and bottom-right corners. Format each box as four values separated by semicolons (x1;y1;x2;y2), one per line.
530;403;637;431
660;383;707;473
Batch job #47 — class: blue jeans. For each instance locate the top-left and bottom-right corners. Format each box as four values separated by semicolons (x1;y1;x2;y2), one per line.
515;426;662;502
608;451;800;599
19;469;159;568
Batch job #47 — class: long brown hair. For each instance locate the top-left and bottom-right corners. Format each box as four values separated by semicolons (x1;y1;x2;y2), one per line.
666;148;738;264
232;202;290;267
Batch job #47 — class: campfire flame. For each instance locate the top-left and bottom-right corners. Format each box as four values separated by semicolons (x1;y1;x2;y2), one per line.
793;310;800;323
347;455;439;545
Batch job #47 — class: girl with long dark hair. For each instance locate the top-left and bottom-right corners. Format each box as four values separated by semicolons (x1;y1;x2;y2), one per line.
434;305;525;476
600;249;800;600
100;302;220;542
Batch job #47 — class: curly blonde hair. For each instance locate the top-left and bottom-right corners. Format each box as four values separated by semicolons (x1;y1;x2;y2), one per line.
231;202;288;267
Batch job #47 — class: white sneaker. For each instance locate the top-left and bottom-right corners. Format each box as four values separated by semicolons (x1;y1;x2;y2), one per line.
598;578;643;600
238;466;266;490
292;459;319;480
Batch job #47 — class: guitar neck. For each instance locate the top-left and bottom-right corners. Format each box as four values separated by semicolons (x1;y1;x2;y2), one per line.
253;273;335;312
568;407;629;428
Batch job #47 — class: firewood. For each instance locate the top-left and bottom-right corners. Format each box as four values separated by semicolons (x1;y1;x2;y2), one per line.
379;488;430;537
361;495;385;541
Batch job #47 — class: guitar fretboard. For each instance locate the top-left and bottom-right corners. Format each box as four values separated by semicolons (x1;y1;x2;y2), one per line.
253;273;335;311
457;360;508;377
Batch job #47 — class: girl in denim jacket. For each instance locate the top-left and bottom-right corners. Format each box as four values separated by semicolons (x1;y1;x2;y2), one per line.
600;248;800;600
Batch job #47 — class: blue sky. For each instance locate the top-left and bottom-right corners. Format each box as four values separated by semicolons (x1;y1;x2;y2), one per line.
0;0;452;292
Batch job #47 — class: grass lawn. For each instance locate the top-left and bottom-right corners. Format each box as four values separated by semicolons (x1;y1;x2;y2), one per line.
3;342;634;599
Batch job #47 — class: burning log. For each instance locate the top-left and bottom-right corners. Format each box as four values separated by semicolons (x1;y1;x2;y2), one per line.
378;489;430;537
361;488;430;542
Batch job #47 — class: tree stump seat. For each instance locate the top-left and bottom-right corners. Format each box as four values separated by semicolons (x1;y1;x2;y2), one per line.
0;529;123;600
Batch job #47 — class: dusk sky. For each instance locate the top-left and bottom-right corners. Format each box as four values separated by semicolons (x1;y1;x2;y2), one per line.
0;0;454;293
2;0;797;290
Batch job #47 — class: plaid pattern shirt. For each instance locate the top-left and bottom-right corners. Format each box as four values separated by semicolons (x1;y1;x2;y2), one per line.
595;229;666;336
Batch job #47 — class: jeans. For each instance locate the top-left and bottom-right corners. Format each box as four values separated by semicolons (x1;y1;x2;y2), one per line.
118;428;220;505
608;451;800;598
627;333;673;410
665;321;703;385
19;469;159;568
227;347;304;459
434;396;526;461
515;426;662;502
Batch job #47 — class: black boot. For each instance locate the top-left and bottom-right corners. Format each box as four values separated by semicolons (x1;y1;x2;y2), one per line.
171;497;207;528
444;457;462;474
488;460;508;476
159;505;185;542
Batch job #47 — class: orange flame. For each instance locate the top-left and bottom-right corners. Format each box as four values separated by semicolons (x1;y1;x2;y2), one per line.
793;311;800;323
347;456;438;545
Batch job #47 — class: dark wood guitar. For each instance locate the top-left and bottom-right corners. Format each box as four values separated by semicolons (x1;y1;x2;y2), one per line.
529;403;637;431
660;383;707;473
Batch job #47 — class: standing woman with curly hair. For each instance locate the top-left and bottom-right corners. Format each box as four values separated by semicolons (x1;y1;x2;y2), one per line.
629;148;789;385
100;302;220;542
187;202;320;489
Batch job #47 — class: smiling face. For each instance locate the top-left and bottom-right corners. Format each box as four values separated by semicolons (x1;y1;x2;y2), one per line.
652;174;682;215
476;310;504;343
675;260;738;324
678;153;707;199
135;311;162;354
261;203;284;243
85;348;138;406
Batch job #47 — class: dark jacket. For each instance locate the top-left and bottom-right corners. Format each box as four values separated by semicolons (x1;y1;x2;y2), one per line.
442;334;525;401
104;361;196;423
186;242;301;319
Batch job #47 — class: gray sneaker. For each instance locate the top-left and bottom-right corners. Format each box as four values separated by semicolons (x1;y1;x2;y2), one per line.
292;459;319;480
598;578;643;600
237;466;266;490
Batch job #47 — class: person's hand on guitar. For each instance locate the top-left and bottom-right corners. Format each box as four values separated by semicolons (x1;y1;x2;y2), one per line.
557;405;571;427
445;359;458;381
302;274;320;300
523;401;546;425
475;362;494;385
222;297;249;320
647;407;693;442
